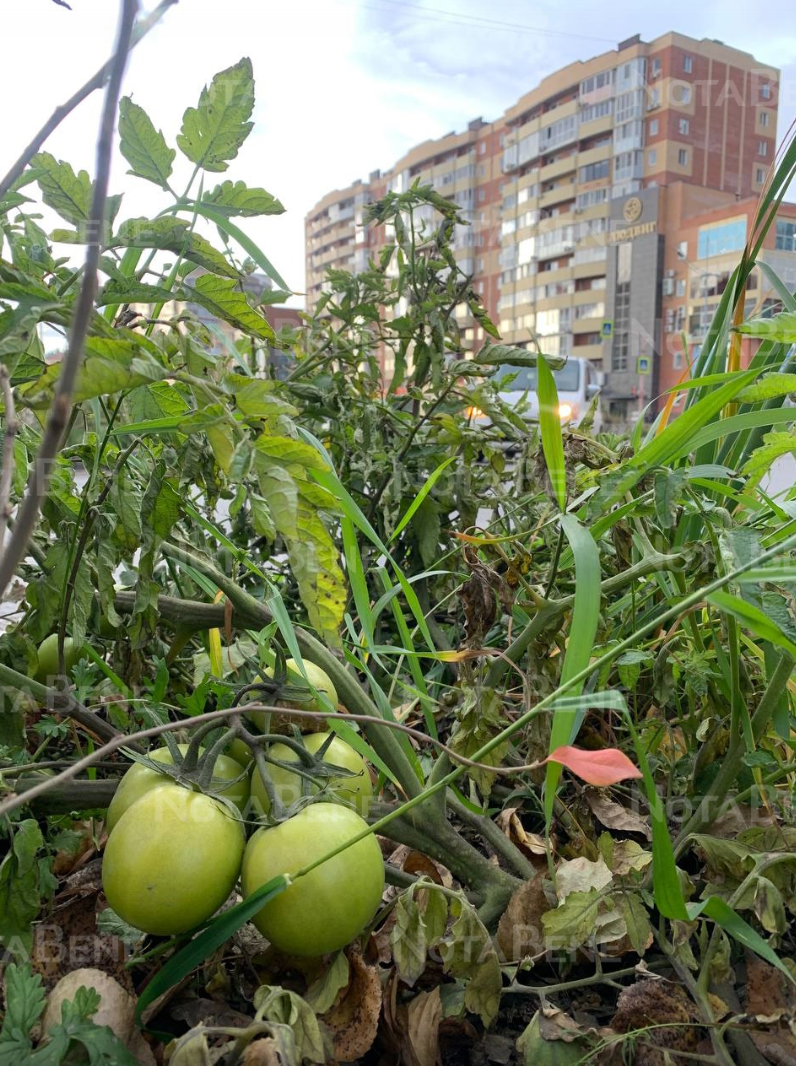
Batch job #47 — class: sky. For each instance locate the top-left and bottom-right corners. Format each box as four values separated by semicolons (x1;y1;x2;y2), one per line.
1;1;795;307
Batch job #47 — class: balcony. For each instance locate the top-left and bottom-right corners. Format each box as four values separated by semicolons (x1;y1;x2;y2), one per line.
540;182;577;209
571;341;605;359
573;315;605;333
578;113;613;138
577;143;612;169
540;154;578;183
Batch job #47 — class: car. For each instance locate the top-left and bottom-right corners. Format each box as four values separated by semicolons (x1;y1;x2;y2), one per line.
471;357;603;433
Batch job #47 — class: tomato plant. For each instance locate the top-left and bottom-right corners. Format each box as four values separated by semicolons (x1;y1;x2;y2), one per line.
32;634;82;681
249;732;372;816
106;743;250;830
241;803;384;956
102;785;245;936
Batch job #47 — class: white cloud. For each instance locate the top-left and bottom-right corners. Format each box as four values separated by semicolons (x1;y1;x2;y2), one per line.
1;0;792;308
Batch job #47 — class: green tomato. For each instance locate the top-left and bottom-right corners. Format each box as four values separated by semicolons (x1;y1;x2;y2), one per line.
250;733;372;816
248;659;338;733
106;743;249;832
102;784;244;935
241;803;384;956
226;737;254;770
34;634;83;681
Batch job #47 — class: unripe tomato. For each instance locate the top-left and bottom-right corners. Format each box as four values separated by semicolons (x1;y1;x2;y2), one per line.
34;634;83;681
248;659;338;733
241;803;384;957
102;785;244;935
250;733;372;816
106;743;249;831
226;737;254;770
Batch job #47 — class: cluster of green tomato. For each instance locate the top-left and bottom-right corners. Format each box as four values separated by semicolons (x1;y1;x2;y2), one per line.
100;662;385;957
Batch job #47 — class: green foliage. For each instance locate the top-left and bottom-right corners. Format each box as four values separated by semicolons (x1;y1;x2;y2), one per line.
3;44;796;1066
177;57;255;172
0;964;138;1066
118;98;175;190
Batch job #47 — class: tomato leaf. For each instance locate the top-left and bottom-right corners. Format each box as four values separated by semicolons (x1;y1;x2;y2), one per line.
545;745;642;786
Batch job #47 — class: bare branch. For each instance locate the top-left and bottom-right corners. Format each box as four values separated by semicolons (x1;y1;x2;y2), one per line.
0;0;179;201
0;698;549;819
50;0;73;9
0;0;138;602
0;366;19;558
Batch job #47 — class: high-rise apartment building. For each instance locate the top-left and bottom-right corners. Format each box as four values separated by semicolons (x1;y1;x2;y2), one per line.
306;32;787;419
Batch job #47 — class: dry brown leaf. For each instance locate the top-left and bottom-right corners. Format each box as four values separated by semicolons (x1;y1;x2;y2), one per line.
404;987;442;1066
386;844;453;887
30;891;132;994
585;789;651;839
556;856;613;899
612;980;699;1066
496;871;549;962
322;948;381;1062
539;1004;602;1043
495;807;547;858
745;954;796;1065
710;804;777;837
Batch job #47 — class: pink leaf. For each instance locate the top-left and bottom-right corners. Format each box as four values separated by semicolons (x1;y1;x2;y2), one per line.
545;745;642;786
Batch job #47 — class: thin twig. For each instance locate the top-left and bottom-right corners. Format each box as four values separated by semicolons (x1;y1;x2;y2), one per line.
0;0;137;603
0;366;19;558
57;441;139;675
0;699;552;819
0;661;124;747
0;0;178;201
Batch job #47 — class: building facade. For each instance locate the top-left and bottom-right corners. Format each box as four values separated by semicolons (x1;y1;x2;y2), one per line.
306;32;788;417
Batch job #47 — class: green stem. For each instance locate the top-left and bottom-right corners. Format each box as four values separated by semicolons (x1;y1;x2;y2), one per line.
159;542;424;800
675;652;794;845
485;551;685;688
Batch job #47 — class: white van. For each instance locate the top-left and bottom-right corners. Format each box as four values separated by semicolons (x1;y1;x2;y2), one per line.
490;357;602;431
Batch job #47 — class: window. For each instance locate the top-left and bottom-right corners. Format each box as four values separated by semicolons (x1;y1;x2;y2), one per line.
615;119;644;150
673;350;684;369
576;187;608;209
616;90;643;123
683;55;693;74
678;148;689;166
614;150;643;181
775;220;796;251
580;99;613;123
676;278;686;297
679;118;690;135
760;111;770;127
676;84;692;105
648;88;660;110
612;242;632;372
579;159;610;183
542;114;578;149
756;167;766;184
499;133;505;147
478;188;486;201
575;301;605;319
761;82;772;100
697;217;747;259
651;57;661;77
649;118;659;136
648;149;657;166
579;69;615;95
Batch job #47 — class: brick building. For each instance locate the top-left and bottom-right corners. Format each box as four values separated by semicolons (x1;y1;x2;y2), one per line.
306;32;792;418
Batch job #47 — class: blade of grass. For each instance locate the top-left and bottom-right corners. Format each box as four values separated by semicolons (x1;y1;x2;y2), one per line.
543;514;600;826
536;356;566;510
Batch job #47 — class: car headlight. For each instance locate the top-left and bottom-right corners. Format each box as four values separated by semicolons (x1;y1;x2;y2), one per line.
557;402;577;421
